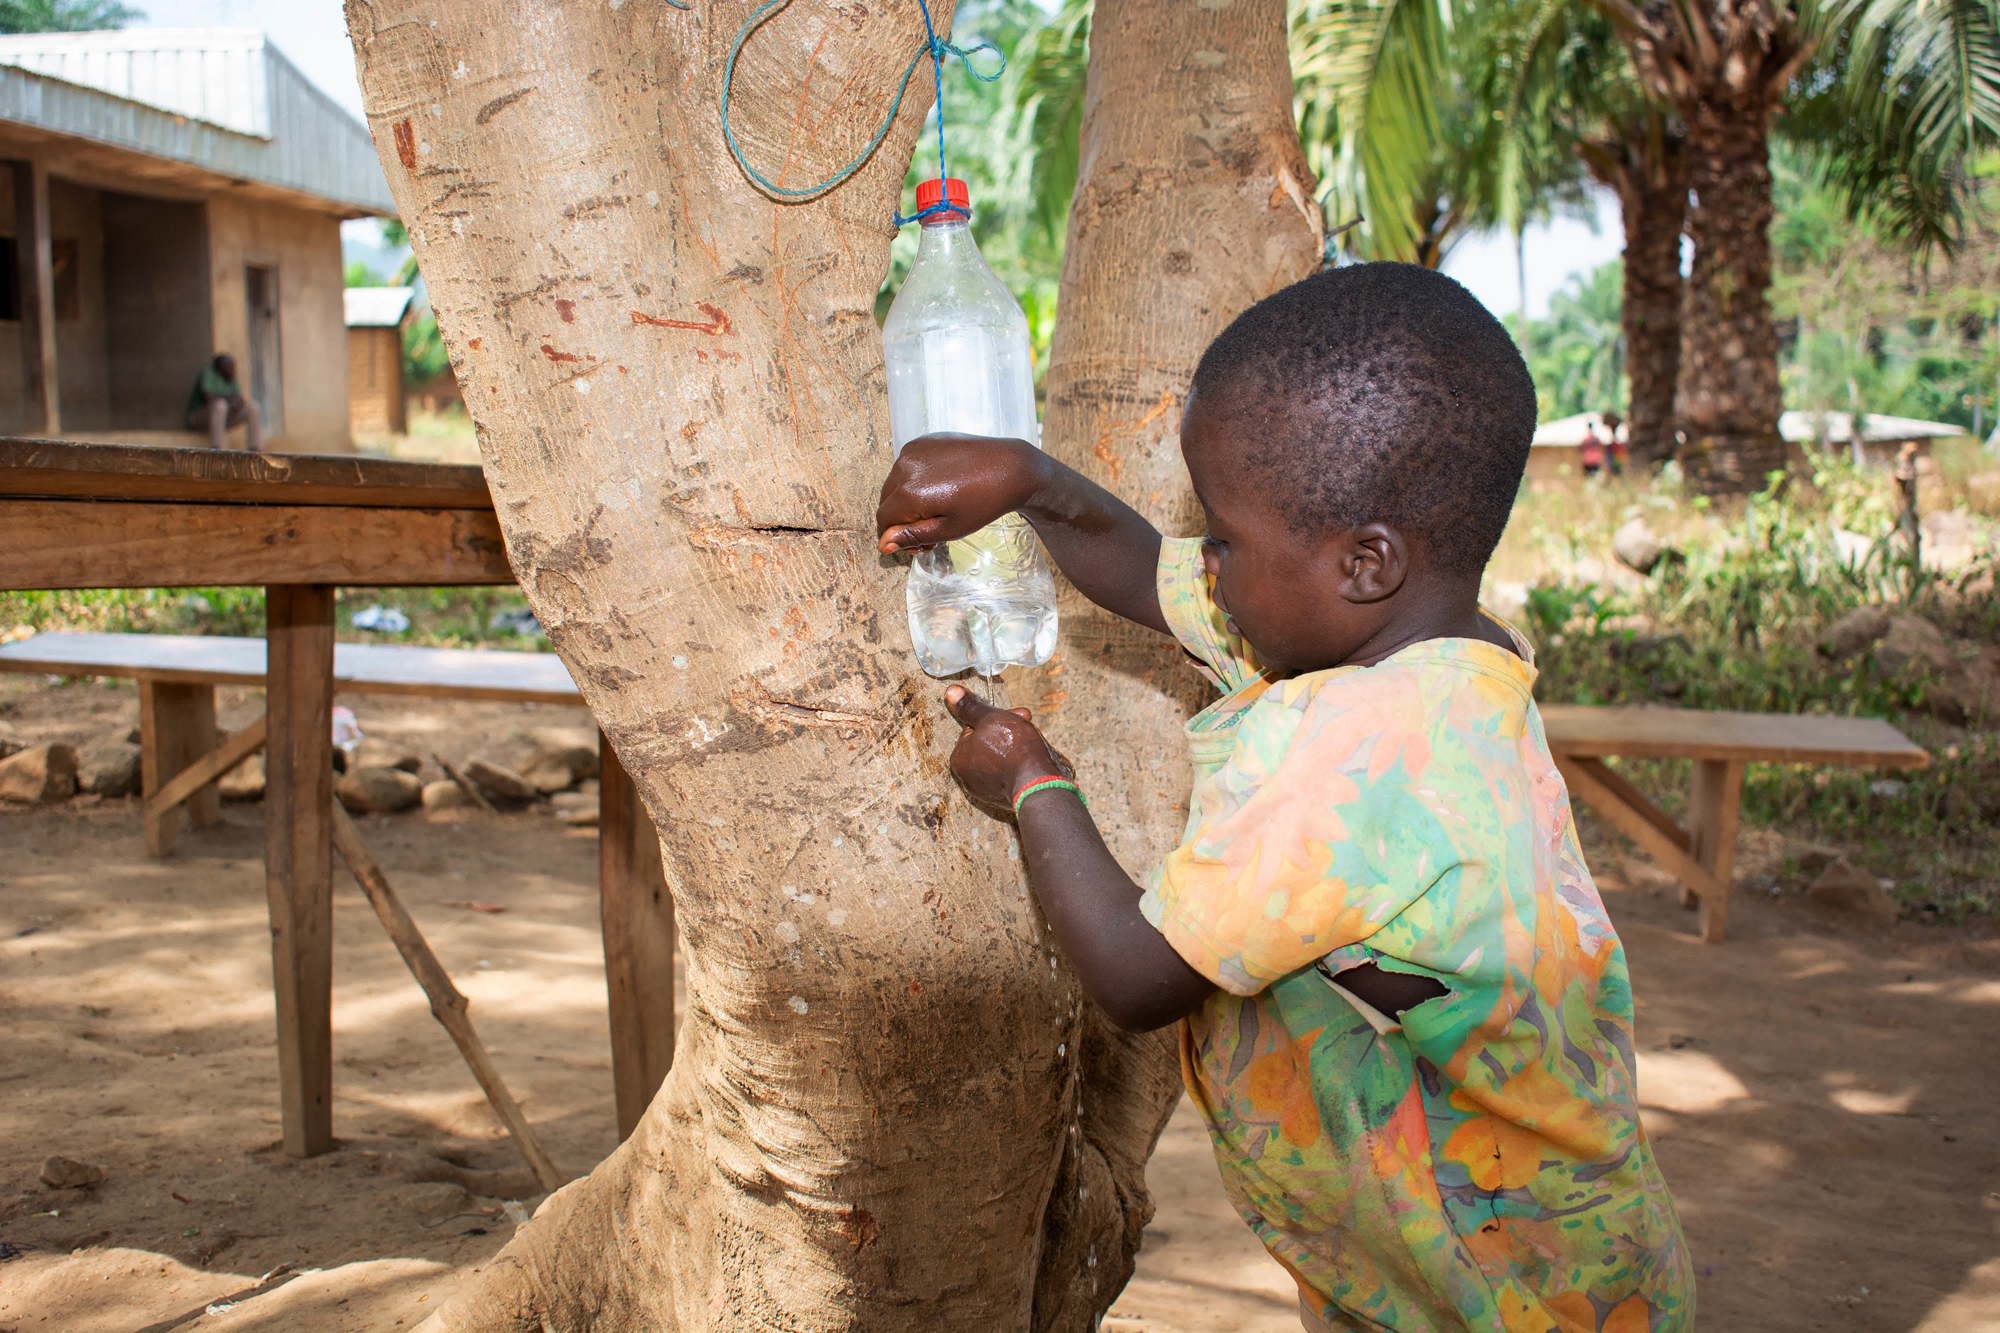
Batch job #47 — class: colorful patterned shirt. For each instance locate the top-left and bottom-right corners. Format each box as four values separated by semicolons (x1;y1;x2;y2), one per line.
1138;537;1692;1333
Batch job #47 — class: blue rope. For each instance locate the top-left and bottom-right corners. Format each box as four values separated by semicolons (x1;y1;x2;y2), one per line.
719;0;1002;218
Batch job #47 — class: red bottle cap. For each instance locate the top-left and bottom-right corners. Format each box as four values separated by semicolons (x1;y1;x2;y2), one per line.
914;177;970;218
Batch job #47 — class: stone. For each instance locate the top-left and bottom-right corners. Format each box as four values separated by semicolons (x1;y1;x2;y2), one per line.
1920;508;1985;572
1791;844;1845;875
0;720;25;759
521;755;579;794
40;1154;104;1189
1805;858;1899;925
219;751;266;801
421;779;473;811
464;757;538;802
1821;606;1892;661
550;790;595;813
518;730;598;793
1611;518;1667;575
397;1180;473;1219
561;808;599;828
577;778;600;796
336;765;424;814
75;733;142;798
352;738;423;774
0;743;77;804
1875;615;1973;722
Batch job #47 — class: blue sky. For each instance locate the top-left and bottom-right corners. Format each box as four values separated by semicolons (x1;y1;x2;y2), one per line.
128;0;1622;318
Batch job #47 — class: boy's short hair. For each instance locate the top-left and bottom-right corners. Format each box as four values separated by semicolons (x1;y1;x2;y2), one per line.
1189;263;1537;577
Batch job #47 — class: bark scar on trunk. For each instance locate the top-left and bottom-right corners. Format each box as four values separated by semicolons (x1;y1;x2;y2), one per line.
731;680;896;734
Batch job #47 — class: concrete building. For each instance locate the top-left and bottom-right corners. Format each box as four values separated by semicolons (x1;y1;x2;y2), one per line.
0;30;395;452
344;285;414;438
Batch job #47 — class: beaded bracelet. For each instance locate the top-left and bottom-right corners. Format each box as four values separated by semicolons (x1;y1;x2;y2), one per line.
1012;775;1087;819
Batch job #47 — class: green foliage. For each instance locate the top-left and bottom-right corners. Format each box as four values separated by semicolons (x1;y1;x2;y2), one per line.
403;313;449;388
1522;260;1628;418
0;586;548;652
0;0;140;32
1516;464;2000;917
345;260;386;288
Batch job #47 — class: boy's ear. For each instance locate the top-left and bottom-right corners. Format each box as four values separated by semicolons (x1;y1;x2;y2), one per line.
1331;522;1409;604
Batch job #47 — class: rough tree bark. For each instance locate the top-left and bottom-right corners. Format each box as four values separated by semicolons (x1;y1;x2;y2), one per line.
1013;0;1321;1316
1611;0;1811;494
343;0;1186;1327
1581;119;1688;469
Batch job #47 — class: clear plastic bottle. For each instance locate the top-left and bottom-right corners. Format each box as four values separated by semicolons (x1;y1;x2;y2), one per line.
883;178;1058;679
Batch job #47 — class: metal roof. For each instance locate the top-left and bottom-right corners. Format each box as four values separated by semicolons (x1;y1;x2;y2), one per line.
1533;409;1967;448
0;29;393;216
345;286;416;328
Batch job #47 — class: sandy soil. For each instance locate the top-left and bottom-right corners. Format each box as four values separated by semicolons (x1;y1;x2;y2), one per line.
2;676;1997;1332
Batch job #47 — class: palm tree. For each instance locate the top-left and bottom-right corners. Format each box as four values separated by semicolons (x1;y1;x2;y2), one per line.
1525;259;1631;416
1492;6;1690;465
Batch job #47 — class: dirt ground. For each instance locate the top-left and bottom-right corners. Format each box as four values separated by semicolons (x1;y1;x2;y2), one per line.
2;677;1997;1332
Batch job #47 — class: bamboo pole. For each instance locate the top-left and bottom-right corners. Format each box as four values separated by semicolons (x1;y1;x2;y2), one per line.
328;802;565;1192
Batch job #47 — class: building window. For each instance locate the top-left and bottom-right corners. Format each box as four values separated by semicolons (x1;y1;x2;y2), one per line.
0;237;17;321
52;239;78;320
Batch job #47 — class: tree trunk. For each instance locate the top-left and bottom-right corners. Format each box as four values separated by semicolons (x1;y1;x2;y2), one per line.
343;1;1185;1327
1676;99;1785;493
1013;0;1320;1315
1585;124;1688;469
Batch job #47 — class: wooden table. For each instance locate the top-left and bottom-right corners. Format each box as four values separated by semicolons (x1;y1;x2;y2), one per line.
0;439;676;1152
1542;704;1930;943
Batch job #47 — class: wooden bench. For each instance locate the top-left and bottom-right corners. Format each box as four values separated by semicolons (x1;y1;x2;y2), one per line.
1541;705;1930;942
0;440;676;1152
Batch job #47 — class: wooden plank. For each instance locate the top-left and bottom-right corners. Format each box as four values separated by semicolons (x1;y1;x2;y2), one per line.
1687;759;1747;943
599;733;676;1141
11;162;58;435
330;803;565;1192
1542;704;1929;769
139;680;220;857
0;499;513;590
143;714;267;831
1554;754;1719;902
265;584;336;1158
0;632;581;704
0;438;492;510
1566;756;1689;852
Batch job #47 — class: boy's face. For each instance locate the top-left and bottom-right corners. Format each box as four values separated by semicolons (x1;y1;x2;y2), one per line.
1180;391;1399;674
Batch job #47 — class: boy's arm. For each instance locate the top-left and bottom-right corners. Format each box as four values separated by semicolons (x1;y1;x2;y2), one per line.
945;687;1213;1031
878;434;1169;636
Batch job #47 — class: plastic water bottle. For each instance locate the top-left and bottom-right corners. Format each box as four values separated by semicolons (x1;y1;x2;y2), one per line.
883;177;1058;678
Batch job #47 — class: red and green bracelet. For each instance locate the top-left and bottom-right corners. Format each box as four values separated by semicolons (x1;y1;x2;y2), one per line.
1012;775;1087;819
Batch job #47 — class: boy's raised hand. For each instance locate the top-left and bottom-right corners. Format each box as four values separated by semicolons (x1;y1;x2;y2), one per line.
942;684;1066;812
877;434;1047;553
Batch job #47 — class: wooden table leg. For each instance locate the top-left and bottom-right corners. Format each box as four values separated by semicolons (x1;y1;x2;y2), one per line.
265;584;336;1157
139;679;221;856
598;732;675;1141
1686;758;1747;944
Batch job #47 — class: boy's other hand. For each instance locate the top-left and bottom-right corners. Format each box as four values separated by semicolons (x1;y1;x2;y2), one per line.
877;434;1046;553
943;684;1066;812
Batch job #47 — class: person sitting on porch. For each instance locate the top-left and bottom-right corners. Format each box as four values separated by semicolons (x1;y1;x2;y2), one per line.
186;354;262;452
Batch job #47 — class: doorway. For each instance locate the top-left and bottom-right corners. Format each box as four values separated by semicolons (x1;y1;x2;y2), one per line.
244;264;283;438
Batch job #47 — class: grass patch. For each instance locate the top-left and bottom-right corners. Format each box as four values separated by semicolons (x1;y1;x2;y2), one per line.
0;585;549;652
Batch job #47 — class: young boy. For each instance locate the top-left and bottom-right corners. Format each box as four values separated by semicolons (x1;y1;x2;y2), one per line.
877;263;1692;1332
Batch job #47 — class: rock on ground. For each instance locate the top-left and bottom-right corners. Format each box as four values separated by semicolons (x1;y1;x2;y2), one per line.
39;1154;104;1189
0;743;77;804
352;739;423;774
1876;616;1975;722
75;730;142;798
421;779;473;811
464;758;537;802
336;765;424;814
1806;859;1899;925
1612;518;1667;575
1821;606;1891;661
220;751;266;801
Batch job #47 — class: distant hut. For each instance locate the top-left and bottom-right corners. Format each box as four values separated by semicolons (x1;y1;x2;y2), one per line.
1527;409;1968;482
0;29;396;451
344;286;414;437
